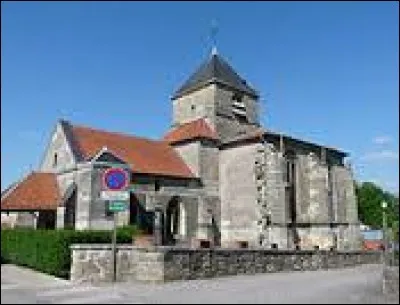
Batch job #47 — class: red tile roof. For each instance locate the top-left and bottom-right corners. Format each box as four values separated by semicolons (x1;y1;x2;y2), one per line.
163;118;219;144
1;172;60;211
71;124;194;178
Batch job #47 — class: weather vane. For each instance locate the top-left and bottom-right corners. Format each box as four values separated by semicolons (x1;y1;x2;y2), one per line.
211;19;218;55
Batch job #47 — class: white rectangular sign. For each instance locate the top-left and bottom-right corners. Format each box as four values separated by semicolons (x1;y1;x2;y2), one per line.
101;191;130;201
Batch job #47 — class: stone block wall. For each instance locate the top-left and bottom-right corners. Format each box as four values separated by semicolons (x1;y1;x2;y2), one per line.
70;244;139;283
331;166;358;224
220;144;259;247
1;212;36;228
172;85;216;126
254;142;287;248
70;244;380;284
173;142;201;177
295;153;329;224
297;226;334;250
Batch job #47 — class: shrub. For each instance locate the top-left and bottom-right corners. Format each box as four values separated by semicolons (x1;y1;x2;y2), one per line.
1;225;140;279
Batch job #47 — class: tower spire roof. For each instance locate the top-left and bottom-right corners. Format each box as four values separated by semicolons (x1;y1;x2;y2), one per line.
172;53;258;100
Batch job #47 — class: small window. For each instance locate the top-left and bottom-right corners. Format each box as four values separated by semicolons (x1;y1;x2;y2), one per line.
155;180;160;192
283;160;291;183
232;92;243;103
237;241;248;248
191;104;196;111
283;159;296;184
53;153;58;167
200;240;211;248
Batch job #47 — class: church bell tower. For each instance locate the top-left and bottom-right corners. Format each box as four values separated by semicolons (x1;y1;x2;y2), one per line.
171;48;261;142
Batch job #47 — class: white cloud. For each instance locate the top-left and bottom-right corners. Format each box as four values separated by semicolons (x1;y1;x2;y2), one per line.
360;150;399;162
373;135;393;145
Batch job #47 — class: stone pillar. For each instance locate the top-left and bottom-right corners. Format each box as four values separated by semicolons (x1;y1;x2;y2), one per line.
179;201;186;237
196;196;212;241
75;167;91;230
33;212;39;229
56;207;66;229
153;208;163;246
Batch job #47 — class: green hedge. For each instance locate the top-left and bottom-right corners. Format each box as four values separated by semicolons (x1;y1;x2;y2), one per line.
1;226;139;279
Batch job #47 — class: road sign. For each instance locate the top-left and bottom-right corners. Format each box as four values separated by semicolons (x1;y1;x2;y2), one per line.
108;201;128;212
103;168;129;191
101;190;129;201
101;167;130;283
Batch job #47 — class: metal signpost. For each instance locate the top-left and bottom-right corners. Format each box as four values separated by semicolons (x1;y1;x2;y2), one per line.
101;167;129;283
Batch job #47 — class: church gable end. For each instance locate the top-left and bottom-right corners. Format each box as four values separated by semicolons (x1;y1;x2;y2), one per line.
40;120;78;173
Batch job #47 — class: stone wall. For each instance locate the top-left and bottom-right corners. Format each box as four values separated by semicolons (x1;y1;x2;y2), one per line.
331;166;359;224
295;153;329;224
214;86;260;141
173;141;201;177
70;244;138;283
75;166;93;230
220;144;259;247
1;212;36;228
70;244;380;284
172;85;216;126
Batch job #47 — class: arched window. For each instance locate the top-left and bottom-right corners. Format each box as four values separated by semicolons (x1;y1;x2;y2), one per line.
283;150;296;184
53;153;58;167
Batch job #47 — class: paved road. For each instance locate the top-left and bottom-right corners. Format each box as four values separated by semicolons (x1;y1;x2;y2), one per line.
1;264;397;304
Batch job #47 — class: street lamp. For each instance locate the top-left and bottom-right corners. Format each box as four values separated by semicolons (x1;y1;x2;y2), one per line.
382;201;388;252
381;200;388;294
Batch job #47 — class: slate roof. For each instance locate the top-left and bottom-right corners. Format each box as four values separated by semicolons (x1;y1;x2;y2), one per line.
163;118;219;144
172;53;258;99
68;122;195;178
1;172;60;211
220;127;348;156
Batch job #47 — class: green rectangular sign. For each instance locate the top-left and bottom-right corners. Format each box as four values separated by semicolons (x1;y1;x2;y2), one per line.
108;201;128;212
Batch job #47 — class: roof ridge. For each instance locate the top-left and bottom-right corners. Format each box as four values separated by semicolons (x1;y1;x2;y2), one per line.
70;122;163;144
264;128;348;154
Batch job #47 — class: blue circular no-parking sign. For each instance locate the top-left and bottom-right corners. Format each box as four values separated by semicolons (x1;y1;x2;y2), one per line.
102;168;129;191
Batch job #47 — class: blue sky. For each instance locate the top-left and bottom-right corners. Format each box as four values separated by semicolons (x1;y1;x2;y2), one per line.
1;1;399;193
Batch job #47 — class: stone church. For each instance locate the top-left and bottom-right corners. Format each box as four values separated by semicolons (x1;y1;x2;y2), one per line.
1;49;361;250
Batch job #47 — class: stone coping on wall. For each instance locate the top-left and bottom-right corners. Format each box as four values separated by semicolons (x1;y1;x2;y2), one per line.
70;244;137;250
70;243;380;255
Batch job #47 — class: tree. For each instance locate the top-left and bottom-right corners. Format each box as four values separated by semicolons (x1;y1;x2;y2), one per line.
355;181;399;231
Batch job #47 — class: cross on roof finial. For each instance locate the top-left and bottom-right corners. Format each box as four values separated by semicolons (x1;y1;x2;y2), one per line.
211;19;218;55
